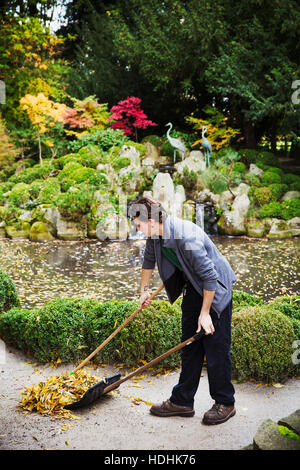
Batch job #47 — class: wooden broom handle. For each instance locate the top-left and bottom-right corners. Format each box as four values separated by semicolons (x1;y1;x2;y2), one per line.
103;330;205;394
72;283;164;373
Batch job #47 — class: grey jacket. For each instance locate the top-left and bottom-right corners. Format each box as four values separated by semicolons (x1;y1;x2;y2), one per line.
142;215;236;317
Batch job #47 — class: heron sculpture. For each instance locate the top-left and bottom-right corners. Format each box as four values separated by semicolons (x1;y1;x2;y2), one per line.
201;126;212;168
165;122;186;163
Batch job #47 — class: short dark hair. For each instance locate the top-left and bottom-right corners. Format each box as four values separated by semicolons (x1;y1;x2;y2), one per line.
128;196;167;223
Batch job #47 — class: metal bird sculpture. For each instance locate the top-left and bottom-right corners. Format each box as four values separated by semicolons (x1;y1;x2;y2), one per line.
165;122;186;163
201;126;212;168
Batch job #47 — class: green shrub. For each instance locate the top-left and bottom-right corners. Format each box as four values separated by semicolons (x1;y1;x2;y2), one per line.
257;151;279;167
68;167;109;186
88;300;182;367
57;161;83;182
57;154;81;168
56;184;96;221
290;181;300;191
257;199;300;219
0;270;20;313
237;148;259;164
29;180;44;199
38;179;61;204
8;182;31;207
0;298;182;367
233;162;246;174
281;173;300;185
267;295;300;340
231;306;296;382
266;166;284;177
232;290;264;312
112;157;131;171
244;173;261;186
8;163;55;185
253;187;273;206
0;298;98;362
77;145;105;168
141;135;163;147
0;205;22;225
268;183;289;201
261;171;281;185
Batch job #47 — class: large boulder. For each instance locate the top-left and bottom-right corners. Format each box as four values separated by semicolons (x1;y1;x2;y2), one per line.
29;221;54;242
267;218;300;238
96;214;130;241
249;163;264;177
218;193;250;235
5;222;30;240
144;142;160;163
152;172;175;214
175;150;206;174
246;219;266;238
56;212;87;240
281;190;300;201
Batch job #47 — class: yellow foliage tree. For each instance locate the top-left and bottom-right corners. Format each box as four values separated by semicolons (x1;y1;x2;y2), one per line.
20;93;66;165
186;107;242;151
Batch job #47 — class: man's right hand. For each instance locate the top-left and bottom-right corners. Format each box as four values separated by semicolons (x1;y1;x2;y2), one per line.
139;288;152;309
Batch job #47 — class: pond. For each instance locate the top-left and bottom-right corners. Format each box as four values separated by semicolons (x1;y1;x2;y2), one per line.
0;236;299;309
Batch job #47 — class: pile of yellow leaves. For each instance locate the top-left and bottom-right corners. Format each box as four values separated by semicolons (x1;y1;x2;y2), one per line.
20;370;100;418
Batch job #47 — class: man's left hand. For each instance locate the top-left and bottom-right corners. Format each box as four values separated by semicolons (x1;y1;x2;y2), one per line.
197;312;215;335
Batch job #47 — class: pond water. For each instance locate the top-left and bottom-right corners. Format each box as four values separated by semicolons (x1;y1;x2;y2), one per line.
0;236;299;310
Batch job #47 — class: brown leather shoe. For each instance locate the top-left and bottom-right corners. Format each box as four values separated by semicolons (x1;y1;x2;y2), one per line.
150;399;195;417
202;403;236;425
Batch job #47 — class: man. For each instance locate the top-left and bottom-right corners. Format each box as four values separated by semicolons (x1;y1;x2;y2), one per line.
128;196;236;425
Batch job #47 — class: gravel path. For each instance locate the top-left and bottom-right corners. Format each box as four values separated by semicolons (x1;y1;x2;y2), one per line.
1;343;299;451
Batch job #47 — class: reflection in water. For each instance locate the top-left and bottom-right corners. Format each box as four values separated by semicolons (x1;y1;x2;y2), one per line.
0;236;299;309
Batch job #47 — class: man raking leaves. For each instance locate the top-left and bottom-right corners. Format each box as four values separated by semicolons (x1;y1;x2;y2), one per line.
129;196;237;425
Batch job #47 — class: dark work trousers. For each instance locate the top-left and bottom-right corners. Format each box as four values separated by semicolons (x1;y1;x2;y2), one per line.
170;281;235;408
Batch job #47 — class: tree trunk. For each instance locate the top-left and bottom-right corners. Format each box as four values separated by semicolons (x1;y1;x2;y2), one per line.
37;133;43;166
243;117;257;149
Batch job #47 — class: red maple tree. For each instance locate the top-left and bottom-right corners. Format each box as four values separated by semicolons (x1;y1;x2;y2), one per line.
109;96;157;140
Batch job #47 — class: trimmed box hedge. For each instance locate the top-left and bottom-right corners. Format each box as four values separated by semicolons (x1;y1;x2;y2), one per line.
0;271;298;381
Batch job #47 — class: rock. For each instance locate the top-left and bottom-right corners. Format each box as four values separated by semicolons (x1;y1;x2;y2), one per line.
175;151;206;174
18;210;33;222
152;172;175;214
29;221;54;242
96;214;130;241
218;194;250;235
173;185;186;218
232;193;250;217
141;156;156;167
253;419;300;450
5;223;30;240
33;205;59;235
183;200;196;222
278;410;300;437
288;217;300;229
0;227;6;238
219;190;234;211
119;145;141;170
56;212;87;240
144;142;160;162
232;183;250;197
197;188;215;204
267;218;299;238
281;190;300;201
249;164;264;177
246;219;266;238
